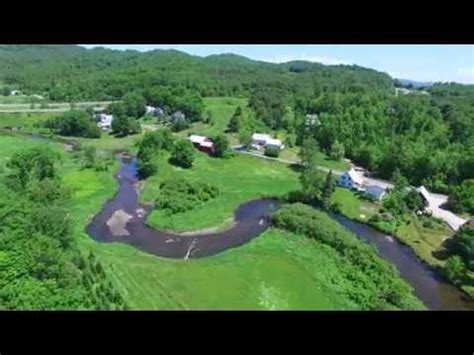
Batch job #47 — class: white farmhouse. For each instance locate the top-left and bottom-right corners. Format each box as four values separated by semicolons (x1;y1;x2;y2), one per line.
97;113;114;130
338;168;365;190
251;133;284;150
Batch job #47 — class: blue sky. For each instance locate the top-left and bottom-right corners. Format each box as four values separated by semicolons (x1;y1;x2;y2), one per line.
81;45;474;84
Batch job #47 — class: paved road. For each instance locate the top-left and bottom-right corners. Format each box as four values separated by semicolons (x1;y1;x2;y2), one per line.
419;190;467;231
233;146;467;231
0;101;115;113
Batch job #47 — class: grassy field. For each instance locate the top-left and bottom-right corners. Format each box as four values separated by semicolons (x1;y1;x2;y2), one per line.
76;132;143;154
0;112;59;130
0;133;427;309
141;152;300;232
331;186;453;268
0;95;45;104
56;144;357;310
84;228;366;310
0;134;52;166
0;134;354;310
331;187;379;221
184;97;248;137
397;217;452;266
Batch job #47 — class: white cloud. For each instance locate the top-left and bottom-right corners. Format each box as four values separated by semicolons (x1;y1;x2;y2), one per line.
261;53;351;66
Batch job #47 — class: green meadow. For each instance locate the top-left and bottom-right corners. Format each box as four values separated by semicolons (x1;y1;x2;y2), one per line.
141;152;300;232
0;133;373;310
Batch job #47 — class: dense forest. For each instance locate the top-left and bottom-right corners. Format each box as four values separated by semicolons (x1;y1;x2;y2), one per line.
0;45;394;101
0;45;472;210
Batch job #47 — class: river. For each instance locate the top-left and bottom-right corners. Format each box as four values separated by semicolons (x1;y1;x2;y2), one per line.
86;155;474;310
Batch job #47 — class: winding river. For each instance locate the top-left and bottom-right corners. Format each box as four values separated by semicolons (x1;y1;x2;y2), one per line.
86;155;474;310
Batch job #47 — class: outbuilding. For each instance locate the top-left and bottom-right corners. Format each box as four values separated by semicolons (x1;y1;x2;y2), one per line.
188;134;215;154
363;185;387;201
145;105;165;117
251;133;284;150
97;113;114;130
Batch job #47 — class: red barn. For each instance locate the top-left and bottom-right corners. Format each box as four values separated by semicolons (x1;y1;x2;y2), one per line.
188;134;215;155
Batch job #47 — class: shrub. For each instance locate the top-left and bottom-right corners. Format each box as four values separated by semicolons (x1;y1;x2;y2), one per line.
211;134;230;158
45;110;101;138
264;146;280;158
157;178;219;214
273;203;422;310
111;116;141;137
169;139;195;168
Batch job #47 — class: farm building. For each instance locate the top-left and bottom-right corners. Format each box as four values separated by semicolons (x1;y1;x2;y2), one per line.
305;114;321;127
188;134;215;154
338;168;365;190
251;133;284;150
97;113;114;130
363;184;387;201
145;106;164;117
416;186;431;204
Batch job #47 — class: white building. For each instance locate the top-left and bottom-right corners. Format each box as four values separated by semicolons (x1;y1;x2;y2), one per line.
145;105;165;117
251;133;284;150
338;168;365;190
97;114;114;130
305;114;320;127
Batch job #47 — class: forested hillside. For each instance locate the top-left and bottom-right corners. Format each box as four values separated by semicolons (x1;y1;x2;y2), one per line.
0;45;394;101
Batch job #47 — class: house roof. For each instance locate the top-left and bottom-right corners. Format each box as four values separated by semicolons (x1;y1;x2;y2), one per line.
200;141;214;148
347;168;364;185
98;114;113;126
265;138;283;146
189;135;209;144
364;185;386;198
252;133;271;141
416;186;430;201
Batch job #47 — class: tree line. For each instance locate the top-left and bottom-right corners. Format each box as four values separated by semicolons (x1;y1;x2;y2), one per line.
0;145;126;309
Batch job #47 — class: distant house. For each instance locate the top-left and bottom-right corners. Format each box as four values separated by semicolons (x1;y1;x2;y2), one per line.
97;113;114;130
363;185;387;201
251;133;285;150
145;105;165;117
172;111;186;121
188;134;215;154
305;114;320;127
338;168;365;190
